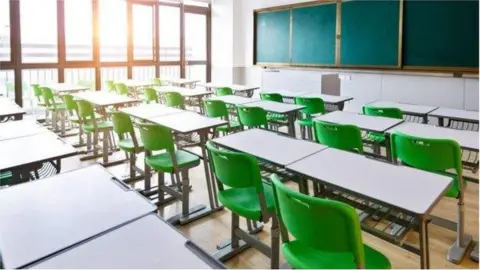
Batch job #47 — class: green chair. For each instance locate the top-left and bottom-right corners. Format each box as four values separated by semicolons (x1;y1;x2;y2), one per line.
143;87;159;104
271;175;391;269
31;84;49;121
216;87;233;96
237;106;268;130
295;97;326;140
164;91;185;109
64;94;102;146
111;112;144;180
314;120;364;153
138;123;200;220
260;92;288;126
390;132;471;261
363;106;404;154
105;80;116;92
41;87;67;132
260;92;283;103
207;142;279;269
152;77;163;86
115;82;129;96
204;100;241;135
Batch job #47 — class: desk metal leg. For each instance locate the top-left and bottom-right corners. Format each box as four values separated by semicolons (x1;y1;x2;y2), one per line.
288;113;296;138
447;183;473;264
419;215;430;269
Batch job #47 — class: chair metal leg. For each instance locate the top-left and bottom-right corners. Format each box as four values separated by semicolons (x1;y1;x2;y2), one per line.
271;215;280;269
213;213;251;262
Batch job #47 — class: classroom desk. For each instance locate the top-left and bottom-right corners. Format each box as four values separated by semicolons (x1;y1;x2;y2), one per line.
207;95;258;106
120;103;184;121
0;98;26;121
29;214;224;269
286;148;452;269
243;100;304;137
314;111;404;133
120;80;156;88
42;83;90;94
75;91;140;107
155;86;212;98
147;111;227;225
300;93;353;111
367;101;438;124
0;133;77;183
211;128;327;167
0;120;48;141
428;107;479;129
0;165;157;269
201;83;260;97
164;78;200;88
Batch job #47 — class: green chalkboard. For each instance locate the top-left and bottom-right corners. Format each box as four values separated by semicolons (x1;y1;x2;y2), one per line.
291;3;337;65
340;0;401;67
403;0;479;69
255;10;291;64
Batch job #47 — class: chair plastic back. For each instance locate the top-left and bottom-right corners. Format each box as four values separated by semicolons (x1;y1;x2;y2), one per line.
164;91;184;108
137;123;175;152
115;83;129;96
204;100;228;118
271;175;366;267
296;97;325;115
63;94;78;115
111;111;135;135
143;87;159;104
40;87;56;108
152;78;162;86
363;106;403;119
105;80;116;92
76;100;96;120
206;141;263;192
237;106;268;129
31;84;43;102
260;93;283;103
314;121;364;153
216;87;233;96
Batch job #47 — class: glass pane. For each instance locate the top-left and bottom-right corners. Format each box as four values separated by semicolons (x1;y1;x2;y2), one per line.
133;4;154;60
160;65;181;78
185;13;206;61
65;68;95;89
0;70;14;100
100;67;127;87
20;0;58;63
100;0;127;62
186;65;206;82
132;66;156;81
65;0;93;61
22;69;58;116
159;5;180;61
0;0;10;62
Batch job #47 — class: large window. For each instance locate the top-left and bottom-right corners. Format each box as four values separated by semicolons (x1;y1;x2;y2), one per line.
185;13;207;61
99;0;127;62
133;4;154;60
159;5;180;61
0;0;10;62
65;0;93;61
20;0;58;63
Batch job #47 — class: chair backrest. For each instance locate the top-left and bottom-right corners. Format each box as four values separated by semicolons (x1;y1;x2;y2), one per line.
76;100;96;120
390;132;463;192
216;87;233;96
237;106;268;129
164;91;184;109
115;83;129;96
314;121;364;153
260;93;283;103
152;77;162;86
295;97;325;115
40;87;56;107
31;84;42;99
137;123;175;152
105;80;116;92
143;87;159;104
271;175;366;267
63;94;78;115
363;106;403;119
203;99;228;118
206;141;263;192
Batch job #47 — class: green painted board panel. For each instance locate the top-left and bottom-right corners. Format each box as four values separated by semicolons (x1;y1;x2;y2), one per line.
340;0;400;67
291;4;337;65
403;0;479;68
256;10;291;63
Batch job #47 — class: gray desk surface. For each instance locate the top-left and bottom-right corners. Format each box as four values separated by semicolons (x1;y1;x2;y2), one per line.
428;107;479;123
0;133;77;171
43;83;90;93
211;129;327;166
120;80;156;88
120;104;184;120
386;122;479;151
148;111;227;134
261;90;310;98
300;93;354;105
165;78;201;85
0;98;26;117
31;214;215;269
154;86;212;97
244;100;305;114
314;111;404;133
287;148;452;215
0;120;49;141
367;101;438;115
201;83;260;92
75;91;140;107
0;165;156;269
207;95;258;106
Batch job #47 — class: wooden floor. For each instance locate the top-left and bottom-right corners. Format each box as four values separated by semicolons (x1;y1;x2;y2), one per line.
60;132;479;269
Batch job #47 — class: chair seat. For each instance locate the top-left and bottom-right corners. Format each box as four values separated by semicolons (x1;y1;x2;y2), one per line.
282;240;391;269
218;182;275;221
70;113;103;123
267;113;287;122
145;150;200;173
216;120;241;132
0;171;12;186
83;121;113;132
119;138;144;153
297;118;313;127
367;132;385;143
